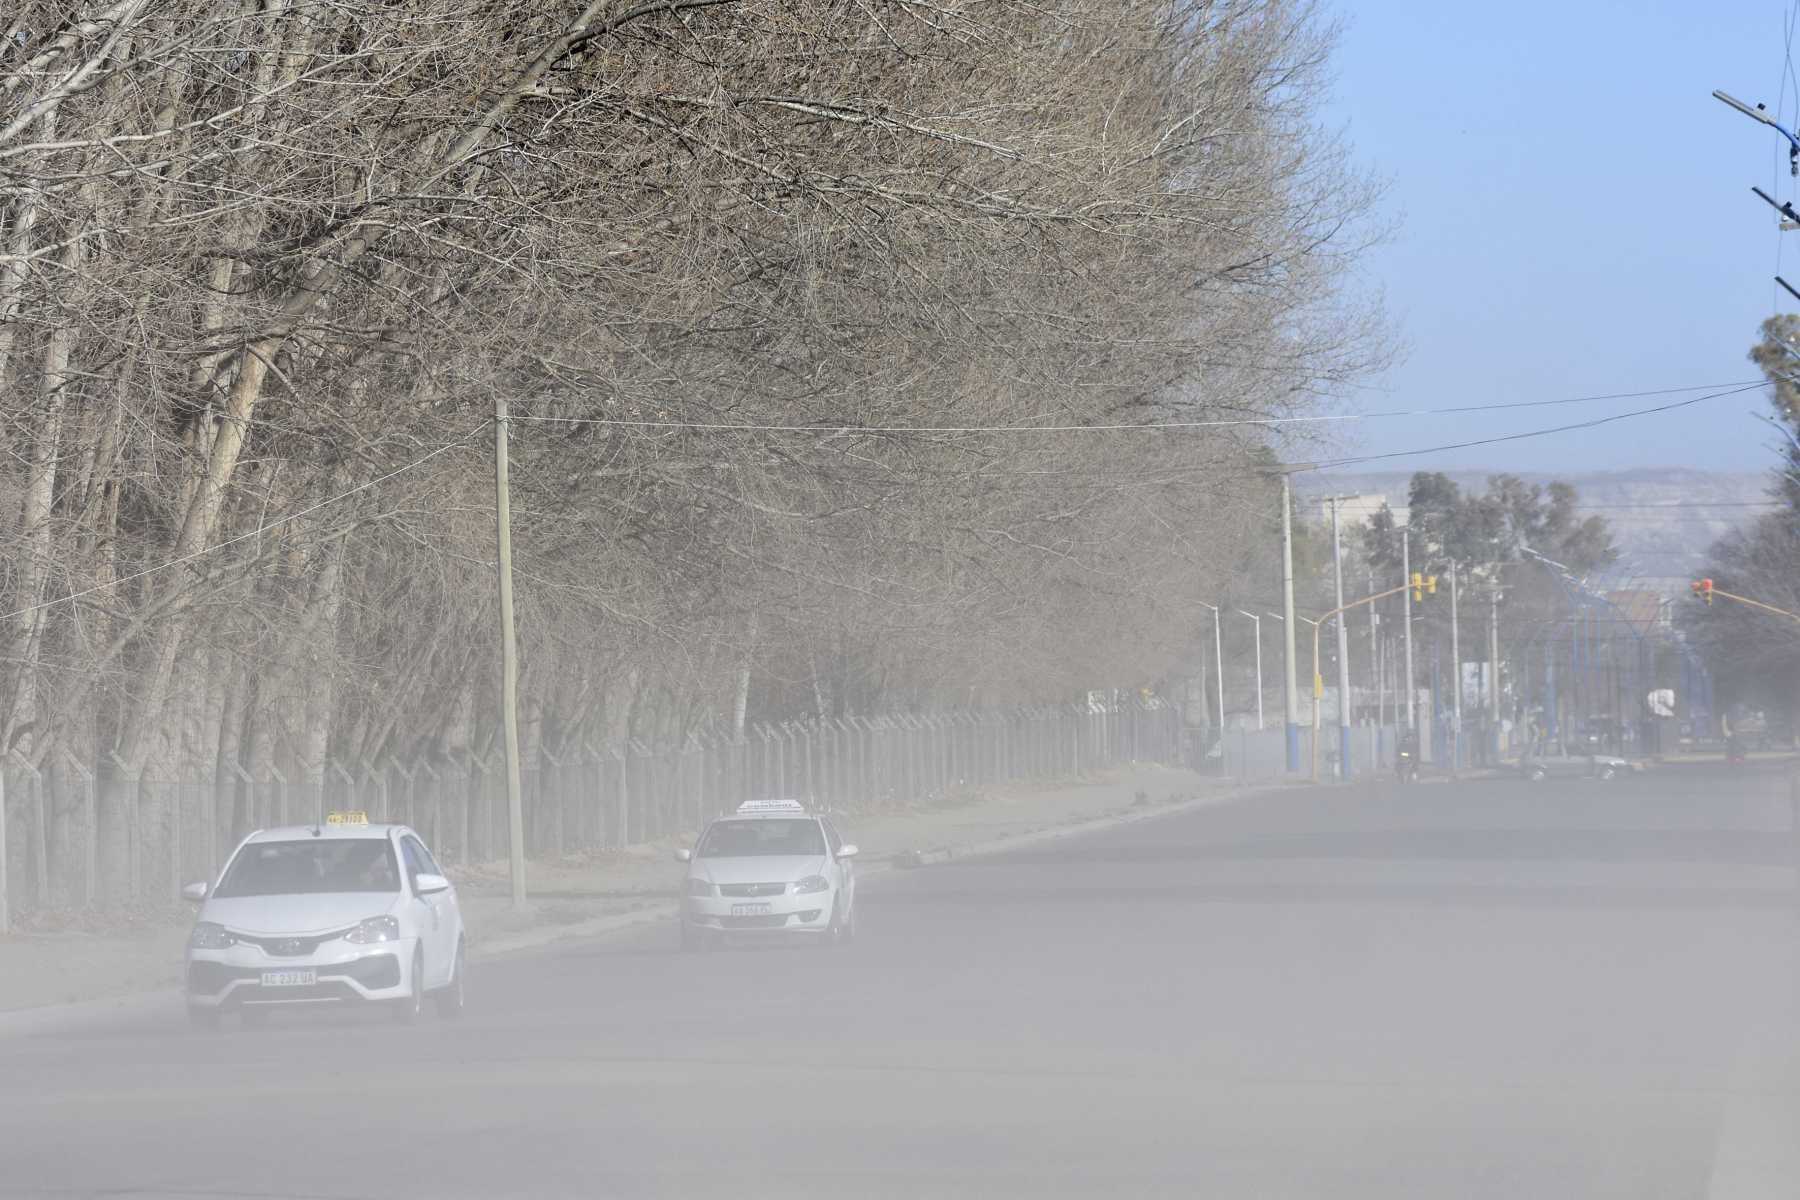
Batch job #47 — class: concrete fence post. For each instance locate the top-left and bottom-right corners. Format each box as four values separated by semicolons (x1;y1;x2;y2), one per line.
60;751;96;909
389;759;418;839
414;758;442;855
328;760;355;820
357;759;386;827
541;746;568;858
268;764;290;832
106;752;140;903
579;742;604;850
11;752;46;911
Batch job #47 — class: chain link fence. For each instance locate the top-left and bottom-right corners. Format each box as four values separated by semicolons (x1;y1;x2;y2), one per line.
2;699;1185;929
1220;723;1400;782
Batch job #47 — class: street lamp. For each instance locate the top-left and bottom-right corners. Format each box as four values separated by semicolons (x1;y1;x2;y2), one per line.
1198;601;1225;751
1268;612;1321;756
1236;610;1264;729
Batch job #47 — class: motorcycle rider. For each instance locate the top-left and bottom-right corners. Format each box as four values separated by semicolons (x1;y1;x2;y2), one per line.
1396;727;1420;782
1723;710;1746;764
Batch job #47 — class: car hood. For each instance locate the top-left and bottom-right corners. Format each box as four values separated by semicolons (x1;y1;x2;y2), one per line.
199;892;400;935
690;855;827;886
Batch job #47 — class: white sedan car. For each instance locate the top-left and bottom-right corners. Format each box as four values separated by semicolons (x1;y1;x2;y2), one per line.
677;800;858;949
183;815;466;1028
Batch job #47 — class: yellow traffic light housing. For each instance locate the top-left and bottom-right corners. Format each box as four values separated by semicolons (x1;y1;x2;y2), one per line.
1411;572;1423;602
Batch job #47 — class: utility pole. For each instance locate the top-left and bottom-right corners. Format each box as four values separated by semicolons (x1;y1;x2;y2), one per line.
1237;611;1264;730
1280;472;1302;771
1200;601;1225;758
1402;527;1416;733
1329;496;1352;778
494;396;527;910
1489;587;1502;761
1368;570;1381;730
1448;560;1461;777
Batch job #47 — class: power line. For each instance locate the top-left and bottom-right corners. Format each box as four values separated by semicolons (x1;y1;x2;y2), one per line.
1301;383;1766;472
0;424;490;624
504;380;1765;436
1570;501;1782;510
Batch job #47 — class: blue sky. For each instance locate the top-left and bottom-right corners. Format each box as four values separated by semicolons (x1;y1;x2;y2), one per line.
1316;1;1796;476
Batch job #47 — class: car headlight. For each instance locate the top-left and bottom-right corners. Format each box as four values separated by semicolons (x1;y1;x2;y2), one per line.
345;915;401;944
685;878;716;897
188;922;234;950
793;875;830;894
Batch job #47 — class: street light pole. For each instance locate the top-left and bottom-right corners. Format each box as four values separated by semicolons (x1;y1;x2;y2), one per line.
1199;601;1225;749
1237;610;1264;730
1307;583;1414;783
1489;586;1502;760
1368;570;1381;730
1402;527;1415;733
1448;560;1461;777
1329;497;1352;778
1279;472;1302;771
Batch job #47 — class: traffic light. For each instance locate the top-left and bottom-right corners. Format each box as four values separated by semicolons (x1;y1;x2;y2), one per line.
1691;578;1714;606
1411;572;1438;602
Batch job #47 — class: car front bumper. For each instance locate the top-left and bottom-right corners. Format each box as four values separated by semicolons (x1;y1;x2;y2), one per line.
684;891;837;935
185;937;419;1009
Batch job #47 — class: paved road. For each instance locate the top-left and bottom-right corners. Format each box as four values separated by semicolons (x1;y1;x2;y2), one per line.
4;765;1800;1199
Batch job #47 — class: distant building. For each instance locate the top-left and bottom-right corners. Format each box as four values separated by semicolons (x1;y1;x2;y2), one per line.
1319;494;1407;529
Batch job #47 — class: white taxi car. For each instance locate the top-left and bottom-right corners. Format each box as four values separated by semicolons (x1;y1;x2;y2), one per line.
676;800;858;949
182;814;466;1028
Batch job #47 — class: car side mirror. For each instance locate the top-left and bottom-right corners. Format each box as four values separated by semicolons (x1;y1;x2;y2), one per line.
414;872;451;896
181;881;209;903
674;848;692;863
836;844;859;860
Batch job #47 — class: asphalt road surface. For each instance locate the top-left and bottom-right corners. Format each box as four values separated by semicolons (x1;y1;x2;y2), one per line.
5;763;1800;1199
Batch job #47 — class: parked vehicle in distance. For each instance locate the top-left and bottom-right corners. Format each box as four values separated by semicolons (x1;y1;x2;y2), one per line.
1519;745;1631;783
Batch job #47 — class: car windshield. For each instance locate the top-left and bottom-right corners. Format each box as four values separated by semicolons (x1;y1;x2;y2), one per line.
213;838;401;898
697;819;825;858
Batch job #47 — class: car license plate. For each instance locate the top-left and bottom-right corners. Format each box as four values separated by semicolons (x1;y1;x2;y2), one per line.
730;903;771;916
260;969;316;987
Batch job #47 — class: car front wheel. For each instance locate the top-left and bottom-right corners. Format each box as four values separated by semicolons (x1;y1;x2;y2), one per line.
435;941;466;1019
828;895;856;946
394;948;424;1024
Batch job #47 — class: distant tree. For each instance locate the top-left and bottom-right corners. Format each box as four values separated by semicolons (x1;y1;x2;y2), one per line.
1686;315;1800;718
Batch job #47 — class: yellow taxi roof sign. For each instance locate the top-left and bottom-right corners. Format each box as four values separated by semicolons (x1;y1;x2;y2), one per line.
325;811;369;826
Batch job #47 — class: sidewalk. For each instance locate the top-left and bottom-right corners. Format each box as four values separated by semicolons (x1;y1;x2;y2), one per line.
0;762;1248;1016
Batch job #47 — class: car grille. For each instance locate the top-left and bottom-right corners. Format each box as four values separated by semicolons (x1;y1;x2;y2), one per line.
722;913;789;929
239;982;362;1005
186;955;398;995
228;929;354;956
719;883;786;898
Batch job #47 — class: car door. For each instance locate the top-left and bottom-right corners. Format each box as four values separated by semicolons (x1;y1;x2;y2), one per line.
400;835;450;988
415;836;462;966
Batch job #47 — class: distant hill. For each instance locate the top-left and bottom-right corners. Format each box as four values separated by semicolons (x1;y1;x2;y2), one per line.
1309;468;1775;593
